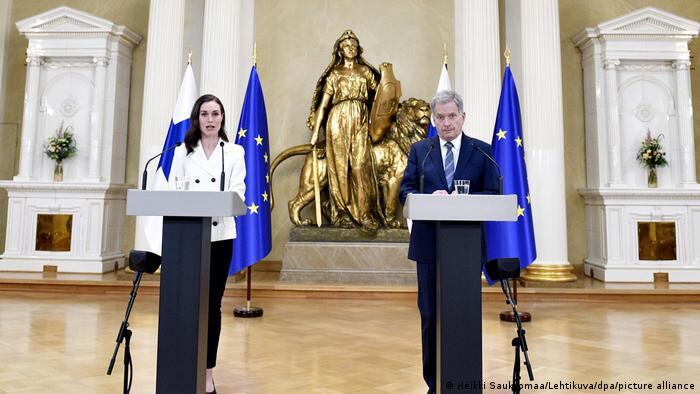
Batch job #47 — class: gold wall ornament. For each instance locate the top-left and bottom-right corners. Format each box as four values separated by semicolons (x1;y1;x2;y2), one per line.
270;97;430;229
638;221;676;261
36;214;73;252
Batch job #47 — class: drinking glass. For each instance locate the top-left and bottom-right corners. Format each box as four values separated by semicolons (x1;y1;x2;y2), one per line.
454;179;470;194
175;176;190;190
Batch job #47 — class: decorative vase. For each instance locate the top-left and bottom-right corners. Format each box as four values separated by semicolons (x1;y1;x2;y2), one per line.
647;168;657;188
53;160;63;182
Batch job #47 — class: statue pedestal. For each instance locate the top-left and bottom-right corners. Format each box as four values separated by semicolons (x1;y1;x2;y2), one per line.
280;227;416;285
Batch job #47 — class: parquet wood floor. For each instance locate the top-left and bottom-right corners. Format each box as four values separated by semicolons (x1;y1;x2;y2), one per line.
0;291;698;393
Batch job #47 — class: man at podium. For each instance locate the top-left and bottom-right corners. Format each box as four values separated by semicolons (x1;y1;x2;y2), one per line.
399;90;499;394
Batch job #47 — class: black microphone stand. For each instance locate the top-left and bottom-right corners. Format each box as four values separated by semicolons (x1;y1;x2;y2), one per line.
107;271;144;394
419;142;434;193
141;142;182;190
500;278;534;394
220;141;225;191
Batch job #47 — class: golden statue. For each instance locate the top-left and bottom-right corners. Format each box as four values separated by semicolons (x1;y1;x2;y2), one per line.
308;30;382;230
270;30;430;230
271;97;430;228
372;98;430;226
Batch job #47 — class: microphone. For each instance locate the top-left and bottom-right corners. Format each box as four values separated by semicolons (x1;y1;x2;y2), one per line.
470;142;503;195
419;142;434;193
219;141;225;191
141;142;182;190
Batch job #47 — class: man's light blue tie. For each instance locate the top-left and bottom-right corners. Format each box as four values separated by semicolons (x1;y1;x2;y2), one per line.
444;141;455;189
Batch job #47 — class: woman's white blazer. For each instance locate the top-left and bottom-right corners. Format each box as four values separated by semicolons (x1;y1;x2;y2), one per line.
168;139;246;242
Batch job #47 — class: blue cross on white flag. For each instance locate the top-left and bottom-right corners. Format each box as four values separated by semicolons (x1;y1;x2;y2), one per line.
427;63;451;138
143;64;198;255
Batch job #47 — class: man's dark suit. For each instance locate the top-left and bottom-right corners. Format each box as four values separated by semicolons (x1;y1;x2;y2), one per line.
399;133;499;393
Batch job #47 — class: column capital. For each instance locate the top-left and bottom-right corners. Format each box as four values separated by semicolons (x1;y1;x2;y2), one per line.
603;59;620;70
92;57;109;67
672;59;691;70
25;55;43;66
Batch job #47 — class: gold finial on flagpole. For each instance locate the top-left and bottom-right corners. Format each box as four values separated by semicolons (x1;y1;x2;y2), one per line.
504;46;511;66
188;49;192;65
443;43;448;65
253;42;257;67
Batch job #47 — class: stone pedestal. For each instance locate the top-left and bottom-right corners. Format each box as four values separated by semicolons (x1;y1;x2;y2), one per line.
0;181;127;273
280;228;416;285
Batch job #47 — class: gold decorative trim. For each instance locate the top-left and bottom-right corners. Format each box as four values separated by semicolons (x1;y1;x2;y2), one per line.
521;263;577;282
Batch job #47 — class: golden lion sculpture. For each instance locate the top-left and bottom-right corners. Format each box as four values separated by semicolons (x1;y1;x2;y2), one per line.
270;98;430;228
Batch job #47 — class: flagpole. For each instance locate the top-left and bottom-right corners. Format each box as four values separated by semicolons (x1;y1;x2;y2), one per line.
234;42;264;319
443;42;448;65
498;46;531;323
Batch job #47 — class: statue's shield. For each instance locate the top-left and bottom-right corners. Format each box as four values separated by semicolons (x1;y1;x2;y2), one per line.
369;62;402;143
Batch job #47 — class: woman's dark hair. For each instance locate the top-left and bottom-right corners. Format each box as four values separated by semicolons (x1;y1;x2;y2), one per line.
183;94;229;154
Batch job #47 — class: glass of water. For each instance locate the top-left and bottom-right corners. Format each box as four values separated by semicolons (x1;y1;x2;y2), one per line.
175;176;190;190
454;179;470;194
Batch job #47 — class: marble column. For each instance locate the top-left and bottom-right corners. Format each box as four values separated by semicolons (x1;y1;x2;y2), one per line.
15;56;42;180
200;0;254;133
87;57;108;181
0;0;11;121
453;0;501;143
673;59;697;186
604;59;623;186
516;0;575;281
134;0;187;251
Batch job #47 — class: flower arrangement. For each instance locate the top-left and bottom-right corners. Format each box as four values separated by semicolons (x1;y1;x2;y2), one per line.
44;121;77;162
636;130;667;170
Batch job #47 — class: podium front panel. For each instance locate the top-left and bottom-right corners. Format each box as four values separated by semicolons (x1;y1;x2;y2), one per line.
436;221;483;394
127;189;245;217
404;194;517;222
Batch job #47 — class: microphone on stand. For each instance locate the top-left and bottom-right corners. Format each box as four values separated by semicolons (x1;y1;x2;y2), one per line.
419;142;434;194
141;142;182;190
219;141;225;192
470;142;503;195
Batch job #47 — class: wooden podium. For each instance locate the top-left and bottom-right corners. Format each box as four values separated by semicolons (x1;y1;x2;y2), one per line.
404;194;517;394
127;190;246;394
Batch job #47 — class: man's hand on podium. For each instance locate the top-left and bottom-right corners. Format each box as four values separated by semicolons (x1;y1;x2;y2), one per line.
432;190;449;195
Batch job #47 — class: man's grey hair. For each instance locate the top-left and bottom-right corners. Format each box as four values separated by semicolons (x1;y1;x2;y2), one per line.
430;90;464;114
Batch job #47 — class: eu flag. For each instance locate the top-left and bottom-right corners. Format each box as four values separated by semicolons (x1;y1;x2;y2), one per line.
484;65;536;281
230;66;272;274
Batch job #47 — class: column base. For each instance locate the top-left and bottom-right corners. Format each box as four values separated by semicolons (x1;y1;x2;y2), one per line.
521;263;577;282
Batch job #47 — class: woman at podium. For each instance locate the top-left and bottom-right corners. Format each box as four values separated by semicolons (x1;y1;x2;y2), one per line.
169;94;246;394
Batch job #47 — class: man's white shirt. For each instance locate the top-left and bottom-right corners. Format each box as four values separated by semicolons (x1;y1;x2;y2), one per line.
438;131;464;169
